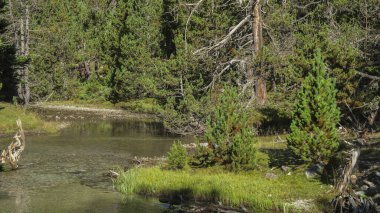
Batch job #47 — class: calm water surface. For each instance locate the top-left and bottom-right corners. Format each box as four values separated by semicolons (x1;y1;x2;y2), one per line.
0;119;180;213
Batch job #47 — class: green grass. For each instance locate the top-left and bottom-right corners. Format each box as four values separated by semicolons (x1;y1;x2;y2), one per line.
115;167;334;212
256;134;288;149
0;102;58;135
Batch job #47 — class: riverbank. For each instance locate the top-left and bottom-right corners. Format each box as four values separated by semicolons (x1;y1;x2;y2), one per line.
0;102;58;136
115;166;334;212
33;99;163;115
29;101;160;121
114;139;380;212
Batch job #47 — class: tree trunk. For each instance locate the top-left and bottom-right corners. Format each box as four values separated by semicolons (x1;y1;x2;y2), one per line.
252;0;263;55
17;7;25;102
23;3;30;105
251;0;267;105
16;0;30;105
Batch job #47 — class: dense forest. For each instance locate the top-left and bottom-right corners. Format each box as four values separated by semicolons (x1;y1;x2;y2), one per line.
1;1;380;212
0;0;379;134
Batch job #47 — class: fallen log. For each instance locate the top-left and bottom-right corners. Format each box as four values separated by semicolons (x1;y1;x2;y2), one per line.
332;137;378;212
0;119;25;169
336;148;361;193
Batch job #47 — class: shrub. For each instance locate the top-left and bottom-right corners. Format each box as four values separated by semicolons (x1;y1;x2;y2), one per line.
78;80;111;102
167;141;188;170
190;142;215;168
229;128;257;171
287;50;340;165
204;86;257;171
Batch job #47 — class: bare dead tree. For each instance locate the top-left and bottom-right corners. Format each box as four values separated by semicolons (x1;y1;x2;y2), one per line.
193;15;251;55
250;0;267;106
191;0;268;106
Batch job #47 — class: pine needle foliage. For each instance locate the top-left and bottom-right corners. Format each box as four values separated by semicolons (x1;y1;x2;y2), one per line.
205;86;257;171
287;50;340;165
167;140;188;170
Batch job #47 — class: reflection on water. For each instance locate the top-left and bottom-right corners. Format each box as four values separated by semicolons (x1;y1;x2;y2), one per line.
0;119;179;213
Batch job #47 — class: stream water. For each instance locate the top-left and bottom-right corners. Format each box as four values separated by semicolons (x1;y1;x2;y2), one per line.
0;118;180;213
1;112;379;213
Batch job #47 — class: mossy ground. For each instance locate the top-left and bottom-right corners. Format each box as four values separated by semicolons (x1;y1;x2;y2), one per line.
115;165;334;212
0;102;58;135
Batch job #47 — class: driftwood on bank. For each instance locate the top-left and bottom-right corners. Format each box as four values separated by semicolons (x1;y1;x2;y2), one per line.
0;119;25;169
332;137;378;213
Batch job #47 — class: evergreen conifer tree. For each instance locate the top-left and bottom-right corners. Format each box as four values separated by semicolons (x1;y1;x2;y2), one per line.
205;86;257;171
287;50;340;165
0;0;18;101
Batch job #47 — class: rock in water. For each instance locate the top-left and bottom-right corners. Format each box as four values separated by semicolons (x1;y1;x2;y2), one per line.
104;170;119;178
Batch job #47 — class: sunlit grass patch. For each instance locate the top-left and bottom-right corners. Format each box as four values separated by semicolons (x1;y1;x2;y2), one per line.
0;102;58;135
115;166;334;212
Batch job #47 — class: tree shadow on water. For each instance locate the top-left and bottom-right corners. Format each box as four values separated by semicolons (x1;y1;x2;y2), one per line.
158;188;239;212
159;188;198;205
159;187;221;206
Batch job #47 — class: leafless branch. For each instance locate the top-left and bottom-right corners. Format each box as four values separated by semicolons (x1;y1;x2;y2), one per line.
355;71;380;81
194;15;251;55
203;59;246;91
185;0;205;51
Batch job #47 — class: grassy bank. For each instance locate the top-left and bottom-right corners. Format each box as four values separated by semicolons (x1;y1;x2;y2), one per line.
0;102;58;135
115;167;334;212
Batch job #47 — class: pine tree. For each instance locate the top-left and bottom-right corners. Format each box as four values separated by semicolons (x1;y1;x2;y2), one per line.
287;50;340;165
205;86;257;171
0;0;18;101
100;0;165;103
167;140;188;170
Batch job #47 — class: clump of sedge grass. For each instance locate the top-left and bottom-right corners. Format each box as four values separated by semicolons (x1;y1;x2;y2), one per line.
115;166;334;212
